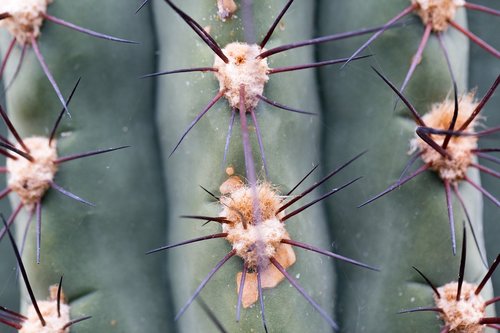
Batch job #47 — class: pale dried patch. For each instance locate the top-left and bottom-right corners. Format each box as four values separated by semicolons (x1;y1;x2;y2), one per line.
0;0;52;44
19;285;71;333
236;237;296;308
435;282;485;333
217;0;237;21
7;137;58;210
410;93;478;182
412;0;465;31
214;42;269;111
219;176;296;307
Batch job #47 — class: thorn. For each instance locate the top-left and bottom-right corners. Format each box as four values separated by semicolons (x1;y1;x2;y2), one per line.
57;275;63;317
197;298;228;333
282;238;379;271
236;262;247;322
257;94;316;116
341;4;416;68
471;162;500;179
164;0;229;63
465;175;499;207
50;181;95;207
0;202;22;242
270;257;339;330
443;180;457;255
0;104;30;153
174;250;236;321
475;254;500;295
36;201;42;264
287;164;319;196
49;77;82;145
260;0;295;48
416;126;451;158
449;20;500;58
42;14;138;44
1;214;46;326
398;23;432;94
169;91;225;158
397;306;443;314
282;177;362;222
140;67;217;79
452;182;488;268
463;2;500;16
456;227;467;301
258;21;407;59
223;109;236;168
459;75;499;131
371;66;425;126
0;141;34;161
31;37;71;117
485;296;500;307
412;266;440;298
61;316;92;330
250;109;268;178
478;317;500;325
442;78;459;150
146;233;227;255
278;150;366;214
256;264;269;333
0;38;16;79
180;215;231;224
268;55;372;74
199;185;220;201
135;0;150;14
358;163;429;208
55;146;129;164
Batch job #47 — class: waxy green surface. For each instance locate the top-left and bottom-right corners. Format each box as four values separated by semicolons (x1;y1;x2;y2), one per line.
318;0;494;331
154;0;338;331
1;1;171;332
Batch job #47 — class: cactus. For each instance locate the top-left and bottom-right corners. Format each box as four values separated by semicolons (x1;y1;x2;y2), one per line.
0;0;498;332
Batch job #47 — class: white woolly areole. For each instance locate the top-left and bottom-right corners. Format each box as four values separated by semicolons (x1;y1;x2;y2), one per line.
434;282;485;333
412;0;465;31
223;217;286;267
0;0;52;44
19;300;70;333
213;42;269;110
219;180;288;268
410;93;478;182
6;137;58;209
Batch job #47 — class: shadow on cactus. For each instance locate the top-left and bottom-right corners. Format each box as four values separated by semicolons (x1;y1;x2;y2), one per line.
147;152;379;332
0;0;136;113
0;216;91;332
0;79;128;263
345;0;499;94
399;229;500;332
141;0;396;174
360;70;499;259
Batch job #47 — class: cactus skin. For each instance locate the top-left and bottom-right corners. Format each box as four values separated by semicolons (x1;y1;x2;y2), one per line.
0;118;16;333
0;1;171;332
153;0;339;331
467;0;500;316
318;0;495;332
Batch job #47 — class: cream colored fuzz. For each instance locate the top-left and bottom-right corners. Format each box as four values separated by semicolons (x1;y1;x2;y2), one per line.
236;238;296;308
0;0;52;45
412;0;465;31
434;282;486;333
214;42;269;111
6;137;58;210
217;0;237;21
219;176;296;307
410;93;478;182
19;285;71;333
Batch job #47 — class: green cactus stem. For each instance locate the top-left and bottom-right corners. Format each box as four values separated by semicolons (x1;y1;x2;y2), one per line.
0;1;172;332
